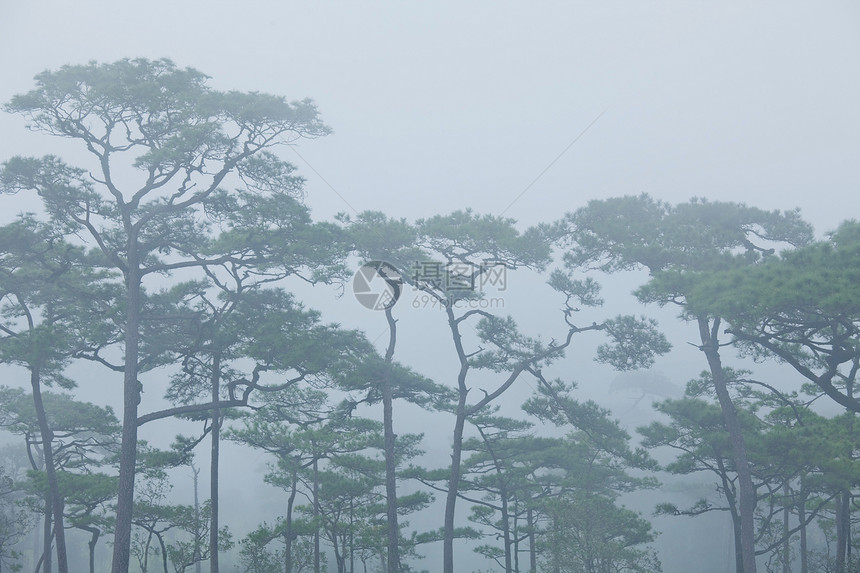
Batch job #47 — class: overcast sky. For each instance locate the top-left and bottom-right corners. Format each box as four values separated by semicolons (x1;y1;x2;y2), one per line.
2;3;859;571
3;0;854;414
2;2;859;233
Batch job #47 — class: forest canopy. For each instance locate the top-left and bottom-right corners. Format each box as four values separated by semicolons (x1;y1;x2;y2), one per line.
0;59;857;573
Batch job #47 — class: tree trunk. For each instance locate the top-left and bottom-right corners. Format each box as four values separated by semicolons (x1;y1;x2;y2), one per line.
732;519;744;573
512;504;519;573
698;317;756;573
285;468;297;573
443;306;470;573
210;352;222;573
551;515;561;573
717;457;743;573
845;396;856;569
193;463;202;573
143;529;153;573
782;483;790;573
849;495;854;563
528;508;537;573
349;498;355;573
42;496;52;573
480;424;513;573
331;528;345;573
837;380;854;572
111;263;143;573
443;398;467;573
30;366;68;573
382;305;400;573
799;486;808;573
156;531;169;573
836;491;849;572
313;454;320;573
80;525;100;573
500;487;512;573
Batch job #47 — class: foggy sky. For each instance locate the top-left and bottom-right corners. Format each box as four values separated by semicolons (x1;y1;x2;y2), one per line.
2;3;859;572
2;2;859;231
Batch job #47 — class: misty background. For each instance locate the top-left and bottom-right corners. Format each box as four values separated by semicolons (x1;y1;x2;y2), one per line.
1;2;859;572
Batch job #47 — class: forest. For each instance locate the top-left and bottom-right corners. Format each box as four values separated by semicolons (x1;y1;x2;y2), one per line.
0;58;859;573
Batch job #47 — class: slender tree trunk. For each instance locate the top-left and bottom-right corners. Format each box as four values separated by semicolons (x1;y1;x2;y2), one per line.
30;366;68;573
479;425;513;573
192;462;202;573
698;317;756;573
528;508;537;573
849;497;854;563
313;454;320;573
837;491;849;572
500;488;512;573
836;381;856;573
285;468;298;573
382;305;400;573
112;262;143;573
443;306;470;573
551;515;561;573
80;526;99;573
42;497;52;573
285;468;297;573
512;504;519;573
847;389;855;568
715;403;743;573
332;528;344;573
733;524;744;573
443;398;467;573
349;498;355;573
35;535;50;573
210;351;222;573
799;486;808;573
144;529;153;573
783;483;790;573
156;532;169;573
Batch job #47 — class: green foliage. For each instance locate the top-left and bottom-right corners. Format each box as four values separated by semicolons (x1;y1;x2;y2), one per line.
165;285;373;412
0;387;120;468
4;57;327;154
416;210;553;271
564;194;813;276
342;208;554;303
687;219;860;321
546;269;672;371
0;218;119;385
468;315;552;372
538;493;662;573
682;220;860;411
0;465;31;573
0;57;370;573
335;354;455;412
12;58;855;573
547;269;604;307
640;376;860;570
596;314;672;371
238;521;317;573
524;379;657;472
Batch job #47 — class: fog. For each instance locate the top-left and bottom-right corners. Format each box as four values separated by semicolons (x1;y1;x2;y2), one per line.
1;3;859;573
